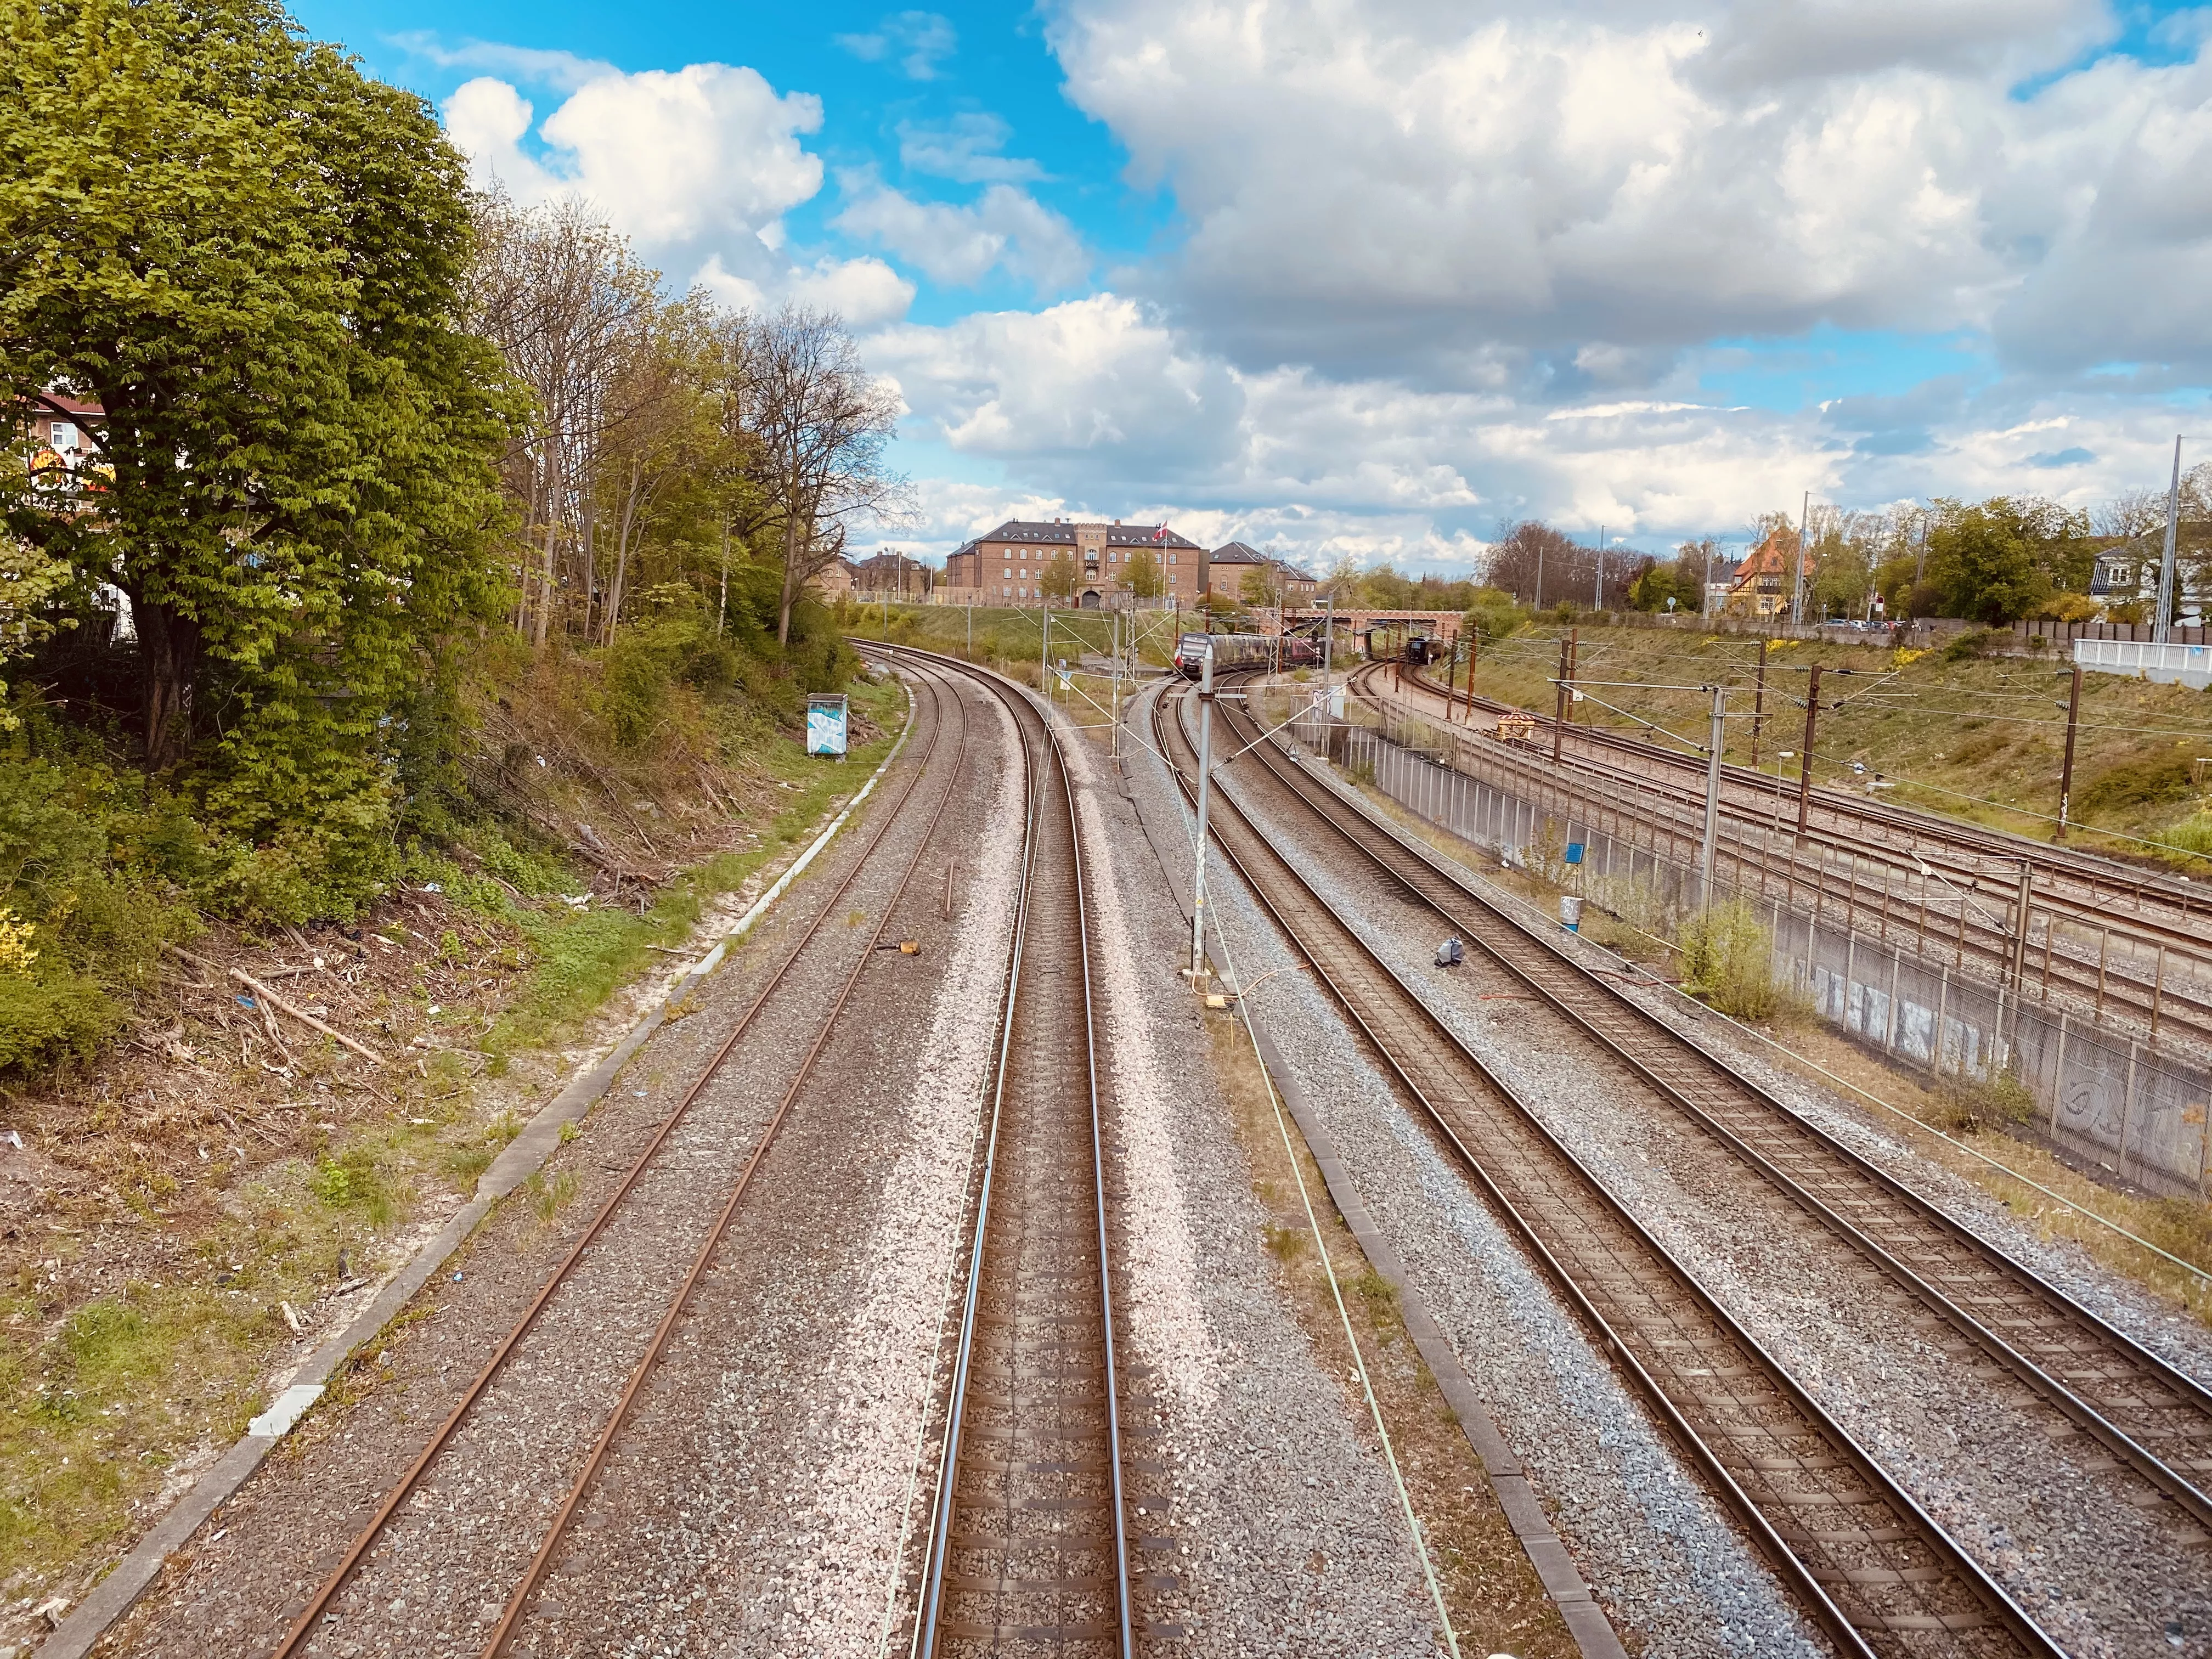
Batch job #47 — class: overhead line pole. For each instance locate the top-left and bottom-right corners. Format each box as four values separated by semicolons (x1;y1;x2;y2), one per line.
2155;435;2183;645
1700;685;1726;909
1750;641;1769;768
2056;664;2084;842
1796;662;1823;839
1190;641;1217;980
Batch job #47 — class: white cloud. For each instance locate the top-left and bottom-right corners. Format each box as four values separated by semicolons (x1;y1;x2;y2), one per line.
1047;0;2212;381
834;11;957;80
440;60;913;325
898;113;1046;184
390;32;614;92
697;253;917;328
836;179;1088;292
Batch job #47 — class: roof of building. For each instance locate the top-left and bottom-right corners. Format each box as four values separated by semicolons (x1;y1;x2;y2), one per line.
1726;530;1809;592
1210;541;1269;565
1278;565;1317;583
957;518;1204;555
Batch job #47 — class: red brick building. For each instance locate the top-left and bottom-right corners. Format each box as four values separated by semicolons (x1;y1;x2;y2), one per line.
941;518;1207;608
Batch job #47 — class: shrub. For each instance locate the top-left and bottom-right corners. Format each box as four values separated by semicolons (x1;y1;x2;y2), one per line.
1677;900;1786;1020
1927;1069;2037;1136
2076;754;2194;816
1942;628;1993;663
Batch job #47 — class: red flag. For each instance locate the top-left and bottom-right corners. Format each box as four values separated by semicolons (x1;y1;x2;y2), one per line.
1152;523;1167;543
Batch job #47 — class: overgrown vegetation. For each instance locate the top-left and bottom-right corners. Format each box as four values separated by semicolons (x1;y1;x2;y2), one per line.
1677;900;1791;1021
0;0;893;1082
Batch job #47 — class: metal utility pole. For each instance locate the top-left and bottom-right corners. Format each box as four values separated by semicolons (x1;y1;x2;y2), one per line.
1790;491;1810;627
966;595;973;657
1594;525;1605;610
2156;435;2183;645
1699;685;1725;908
1552;629;1577;763
1795;663;1822;838
2056;664;2083;840
1321;594;1336;725
1534;540;1545;612
1750;642;1769;766
1190;642;1217;980
1040;599;1050;701
1463;630;1478;720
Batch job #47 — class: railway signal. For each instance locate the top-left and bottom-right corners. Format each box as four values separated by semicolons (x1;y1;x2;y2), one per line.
1190;640;1217;981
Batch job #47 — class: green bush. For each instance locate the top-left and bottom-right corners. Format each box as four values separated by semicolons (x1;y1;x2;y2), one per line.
1928;1069;2037;1135
2077;754;2194;816
1677;900;1786;1020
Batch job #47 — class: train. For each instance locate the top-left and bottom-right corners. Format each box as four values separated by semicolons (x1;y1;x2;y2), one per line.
1171;632;1321;678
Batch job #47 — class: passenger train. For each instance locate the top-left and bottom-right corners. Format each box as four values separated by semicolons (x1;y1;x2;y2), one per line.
1171;632;1321;679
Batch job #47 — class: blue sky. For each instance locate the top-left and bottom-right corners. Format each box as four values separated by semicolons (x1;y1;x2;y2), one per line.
296;0;2212;572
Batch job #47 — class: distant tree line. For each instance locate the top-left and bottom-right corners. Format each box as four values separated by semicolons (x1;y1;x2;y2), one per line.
1480;474;2212;629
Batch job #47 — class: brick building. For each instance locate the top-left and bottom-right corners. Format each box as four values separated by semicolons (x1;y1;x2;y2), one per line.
853;551;932;599
941;518;1207;608
1208;542;1317;607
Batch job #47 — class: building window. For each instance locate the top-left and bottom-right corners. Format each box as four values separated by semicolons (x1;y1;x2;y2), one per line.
1167;553;1176;565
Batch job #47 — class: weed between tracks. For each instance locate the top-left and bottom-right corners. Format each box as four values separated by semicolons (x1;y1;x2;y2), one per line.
1202;1000;1584;1659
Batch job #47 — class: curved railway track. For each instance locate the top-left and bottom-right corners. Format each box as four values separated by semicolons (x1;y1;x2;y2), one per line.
1365;661;2212;1052
1217;670;2212;1535
881;644;1137;1659
272;657;977;1658
1152;674;2062;1658
1384;654;2212;930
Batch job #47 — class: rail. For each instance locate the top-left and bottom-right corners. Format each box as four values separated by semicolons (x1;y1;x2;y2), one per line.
1155;678;2061;1658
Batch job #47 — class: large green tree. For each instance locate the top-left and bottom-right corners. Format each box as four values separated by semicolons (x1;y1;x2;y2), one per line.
0;0;512;903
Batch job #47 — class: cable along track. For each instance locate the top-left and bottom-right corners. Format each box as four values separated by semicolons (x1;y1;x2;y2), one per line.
905;649;1135;1659
273;659;972;1659
1154;678;2056;1658
1230;669;2212;1539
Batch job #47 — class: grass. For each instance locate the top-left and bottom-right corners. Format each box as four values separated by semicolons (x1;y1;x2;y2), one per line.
843;597;1196;672
478;668;905;1064
1458;621;2212;867
0;664;913;1610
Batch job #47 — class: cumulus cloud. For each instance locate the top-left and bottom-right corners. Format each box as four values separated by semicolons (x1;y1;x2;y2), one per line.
898;113;1046;183
697;253;917;328
836;178;1089;291
439;60;911;325
834;11;958;80
1047;0;2212;383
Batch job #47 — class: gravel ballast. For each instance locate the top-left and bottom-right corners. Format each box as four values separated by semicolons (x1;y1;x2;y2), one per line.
1059;705;1448;1655
1232;706;2212;1657
1124;681;1826;1658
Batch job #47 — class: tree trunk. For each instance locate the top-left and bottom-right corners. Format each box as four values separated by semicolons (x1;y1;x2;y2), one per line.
777;510;798;646
534;451;560;651
580;499;597;645
135;597;201;771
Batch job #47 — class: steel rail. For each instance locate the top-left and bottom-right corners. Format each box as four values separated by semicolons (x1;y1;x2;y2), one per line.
273;661;964;1659
1152;680;2060;1659
479;661;979;1654
1364;663;2212;1051
898;643;1132;1659
1223;670;2212;1537
1387;658;2212;961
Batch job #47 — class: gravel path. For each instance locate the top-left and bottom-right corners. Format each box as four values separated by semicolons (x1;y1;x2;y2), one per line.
1058;704;1450;1657
1236;719;2212;1658
1124;681;1827;1659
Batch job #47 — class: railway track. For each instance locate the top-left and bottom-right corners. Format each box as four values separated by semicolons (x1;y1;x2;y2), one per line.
881;644;1140;1659
1215;670;2212;1537
1152;675;2064;1658
270;657;977;1657
1364;661;2212;1052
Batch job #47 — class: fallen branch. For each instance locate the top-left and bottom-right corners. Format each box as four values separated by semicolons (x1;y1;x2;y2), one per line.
163;945;386;1066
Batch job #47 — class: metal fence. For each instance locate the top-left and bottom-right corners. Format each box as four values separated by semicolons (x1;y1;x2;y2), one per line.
1283;705;2212;1200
